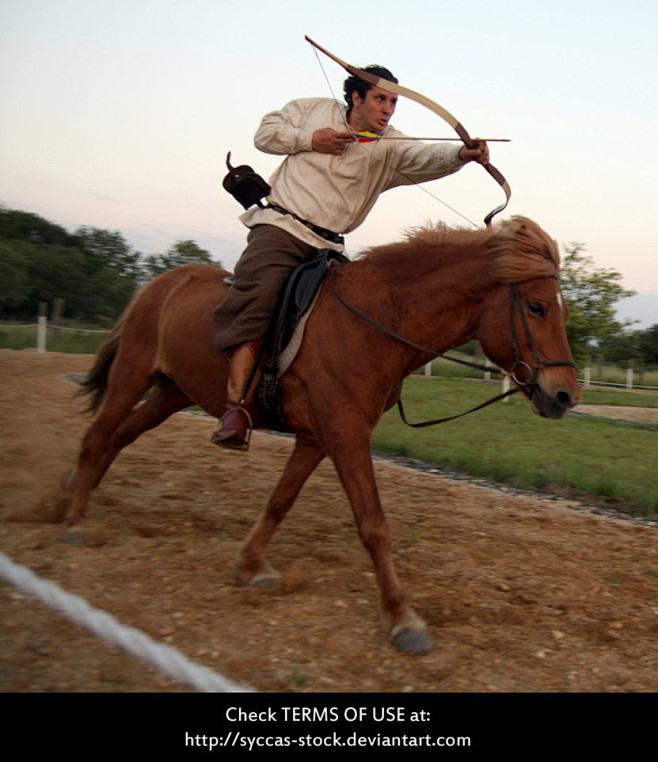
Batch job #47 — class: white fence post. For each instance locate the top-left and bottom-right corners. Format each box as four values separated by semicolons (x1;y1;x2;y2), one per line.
37;303;47;353
502;374;511;401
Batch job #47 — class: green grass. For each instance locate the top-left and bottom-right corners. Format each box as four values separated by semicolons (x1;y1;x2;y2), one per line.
578;388;658;407
0;322;109;354
372;377;658;518
428;353;658;388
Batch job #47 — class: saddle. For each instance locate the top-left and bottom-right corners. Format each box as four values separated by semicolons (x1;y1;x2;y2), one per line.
253;249;349;431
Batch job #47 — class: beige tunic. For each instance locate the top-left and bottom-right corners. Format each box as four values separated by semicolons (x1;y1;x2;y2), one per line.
240;97;467;251
214;97;469;353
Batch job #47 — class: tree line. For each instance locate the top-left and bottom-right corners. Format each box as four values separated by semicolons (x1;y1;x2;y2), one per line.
0;206;655;368
559;243;657;368
0;206;220;322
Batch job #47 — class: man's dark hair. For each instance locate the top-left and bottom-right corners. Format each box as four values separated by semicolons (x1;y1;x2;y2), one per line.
343;65;398;108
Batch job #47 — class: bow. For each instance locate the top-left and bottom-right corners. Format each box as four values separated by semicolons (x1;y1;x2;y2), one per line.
305;35;511;228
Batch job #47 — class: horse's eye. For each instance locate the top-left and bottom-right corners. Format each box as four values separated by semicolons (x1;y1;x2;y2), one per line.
527;302;545;317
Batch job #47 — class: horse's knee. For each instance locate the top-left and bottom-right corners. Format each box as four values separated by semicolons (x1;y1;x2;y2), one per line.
357;522;392;556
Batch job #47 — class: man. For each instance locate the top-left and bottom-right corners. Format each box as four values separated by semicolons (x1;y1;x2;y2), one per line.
211;66;490;450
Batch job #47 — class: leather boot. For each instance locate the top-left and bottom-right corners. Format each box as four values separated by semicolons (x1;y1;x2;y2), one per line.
211;340;262;450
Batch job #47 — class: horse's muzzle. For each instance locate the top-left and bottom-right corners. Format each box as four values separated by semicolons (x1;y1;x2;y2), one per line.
530;381;579;419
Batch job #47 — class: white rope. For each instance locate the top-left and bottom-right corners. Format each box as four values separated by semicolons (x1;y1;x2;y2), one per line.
578;378;658;393
0;552;252;693
53;326;110;334
0;323;109;333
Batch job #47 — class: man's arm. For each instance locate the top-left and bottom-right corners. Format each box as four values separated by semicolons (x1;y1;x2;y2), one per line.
254;98;352;156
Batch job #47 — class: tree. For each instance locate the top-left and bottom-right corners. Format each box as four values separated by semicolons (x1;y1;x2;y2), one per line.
637;324;658;366
73;226;143;281
0;242;31;311
559;243;635;365
0;212;147;320
0;206;76;246
143;240;218;278
603;324;658;369
72;227;144;318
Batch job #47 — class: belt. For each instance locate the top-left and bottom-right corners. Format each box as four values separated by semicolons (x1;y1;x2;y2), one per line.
266;203;345;246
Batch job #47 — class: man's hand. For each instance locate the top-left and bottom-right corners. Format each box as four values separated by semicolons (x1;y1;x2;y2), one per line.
459;140;490;165
312;128;355;155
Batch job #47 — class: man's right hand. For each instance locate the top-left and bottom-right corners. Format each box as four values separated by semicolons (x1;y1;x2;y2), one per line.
312;128;355;155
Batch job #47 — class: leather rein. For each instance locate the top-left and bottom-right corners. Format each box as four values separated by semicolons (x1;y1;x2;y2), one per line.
328;267;575;428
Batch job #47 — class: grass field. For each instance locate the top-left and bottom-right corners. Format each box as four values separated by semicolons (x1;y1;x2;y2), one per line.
0;322;110;354
425;351;658;389
372;376;658;518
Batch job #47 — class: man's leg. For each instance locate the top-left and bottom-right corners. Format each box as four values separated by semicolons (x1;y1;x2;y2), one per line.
211;225;318;450
210;339;262;450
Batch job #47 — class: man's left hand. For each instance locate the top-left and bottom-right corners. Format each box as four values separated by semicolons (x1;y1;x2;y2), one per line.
459;141;489;165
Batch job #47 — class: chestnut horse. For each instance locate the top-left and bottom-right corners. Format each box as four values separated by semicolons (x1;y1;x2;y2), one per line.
65;216;579;654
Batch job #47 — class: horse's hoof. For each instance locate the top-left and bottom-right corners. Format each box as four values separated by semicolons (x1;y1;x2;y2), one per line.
391;626;434;655
60;470;75;490
65;526;85;546
250;573;280;589
236;565;280;589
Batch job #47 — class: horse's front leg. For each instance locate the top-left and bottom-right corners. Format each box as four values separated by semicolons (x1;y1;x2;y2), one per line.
236;435;325;588
330;433;433;655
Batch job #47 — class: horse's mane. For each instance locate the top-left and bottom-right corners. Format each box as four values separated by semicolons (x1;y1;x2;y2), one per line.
357;216;560;283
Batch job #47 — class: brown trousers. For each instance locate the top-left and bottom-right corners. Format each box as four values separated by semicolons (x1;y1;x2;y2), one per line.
212;225;323;354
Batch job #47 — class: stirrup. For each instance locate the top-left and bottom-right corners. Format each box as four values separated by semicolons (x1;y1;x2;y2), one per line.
211;405;253;451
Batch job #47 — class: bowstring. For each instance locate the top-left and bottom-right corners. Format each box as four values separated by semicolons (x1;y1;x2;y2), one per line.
310;49;478;229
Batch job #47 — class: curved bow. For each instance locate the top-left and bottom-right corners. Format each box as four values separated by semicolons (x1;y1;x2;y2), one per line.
305;35;511;228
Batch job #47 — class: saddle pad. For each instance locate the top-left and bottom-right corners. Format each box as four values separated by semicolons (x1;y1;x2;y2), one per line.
277;289;321;377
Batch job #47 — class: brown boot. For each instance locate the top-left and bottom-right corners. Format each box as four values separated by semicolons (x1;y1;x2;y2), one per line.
211;340;262;450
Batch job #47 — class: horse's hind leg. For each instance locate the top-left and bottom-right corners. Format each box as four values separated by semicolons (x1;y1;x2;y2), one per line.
66;376;191;526
236;436;325;588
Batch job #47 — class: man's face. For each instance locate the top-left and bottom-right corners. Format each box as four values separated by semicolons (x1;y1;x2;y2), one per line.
349;86;398;133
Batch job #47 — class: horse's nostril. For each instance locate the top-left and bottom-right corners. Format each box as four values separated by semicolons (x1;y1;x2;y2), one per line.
556;390;572;409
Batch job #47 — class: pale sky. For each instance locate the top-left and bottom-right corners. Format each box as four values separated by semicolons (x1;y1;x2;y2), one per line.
1;0;656;325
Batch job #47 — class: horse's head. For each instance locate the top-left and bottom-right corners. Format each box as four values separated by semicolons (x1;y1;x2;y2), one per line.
477;218;580;418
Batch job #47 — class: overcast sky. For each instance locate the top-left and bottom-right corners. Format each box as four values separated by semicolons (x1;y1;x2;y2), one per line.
1;0;656;325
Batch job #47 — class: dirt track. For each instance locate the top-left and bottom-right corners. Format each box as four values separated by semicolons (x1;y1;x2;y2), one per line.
1;350;656;693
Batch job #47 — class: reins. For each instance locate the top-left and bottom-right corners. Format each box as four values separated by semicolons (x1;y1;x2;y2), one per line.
328;265;574;428
328;265;498;376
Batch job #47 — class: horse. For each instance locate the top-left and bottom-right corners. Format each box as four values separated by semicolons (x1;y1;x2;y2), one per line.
64;215;580;655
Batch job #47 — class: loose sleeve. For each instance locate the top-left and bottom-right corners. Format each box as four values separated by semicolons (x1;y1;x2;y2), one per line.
382;132;467;189
253;99;319;156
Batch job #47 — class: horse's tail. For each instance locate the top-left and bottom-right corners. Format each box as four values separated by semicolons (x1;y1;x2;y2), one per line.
76;309;128;414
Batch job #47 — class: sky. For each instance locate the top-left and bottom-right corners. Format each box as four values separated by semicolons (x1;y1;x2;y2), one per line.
1;0;657;326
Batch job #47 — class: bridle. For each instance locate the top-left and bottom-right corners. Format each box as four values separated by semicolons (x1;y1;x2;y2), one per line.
328;266;575;427
508;277;576;398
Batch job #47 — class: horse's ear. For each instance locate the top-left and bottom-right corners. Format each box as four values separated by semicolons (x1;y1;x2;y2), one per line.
494;216;527;242
509;216;531;238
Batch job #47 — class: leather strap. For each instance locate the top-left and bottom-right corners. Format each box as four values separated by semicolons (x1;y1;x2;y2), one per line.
266;203;345;246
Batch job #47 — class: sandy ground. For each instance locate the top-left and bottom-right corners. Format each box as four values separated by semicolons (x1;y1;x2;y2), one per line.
0;350;656;694
574;402;658;425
